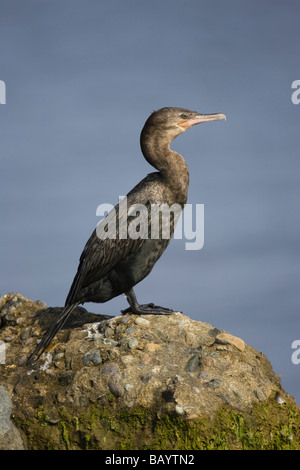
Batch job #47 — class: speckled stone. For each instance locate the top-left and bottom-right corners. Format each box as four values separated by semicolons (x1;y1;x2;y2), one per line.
215;333;245;352
82;349;102;366
0;385;24;450
120;337;139;351
184;353;201;372
135;317;150;327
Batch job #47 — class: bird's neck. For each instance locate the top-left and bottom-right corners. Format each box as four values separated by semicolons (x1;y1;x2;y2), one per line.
140;129;189;205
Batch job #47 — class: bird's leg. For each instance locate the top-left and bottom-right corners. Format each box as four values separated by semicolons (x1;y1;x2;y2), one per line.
121;288;177;315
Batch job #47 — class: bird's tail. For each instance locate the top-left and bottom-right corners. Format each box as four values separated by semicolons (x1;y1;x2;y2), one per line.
27;303;79;364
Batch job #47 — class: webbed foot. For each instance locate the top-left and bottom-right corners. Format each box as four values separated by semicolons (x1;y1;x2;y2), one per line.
122;288;179;316
121;302;174;315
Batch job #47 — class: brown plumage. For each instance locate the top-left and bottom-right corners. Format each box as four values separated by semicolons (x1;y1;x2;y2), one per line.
28;107;225;362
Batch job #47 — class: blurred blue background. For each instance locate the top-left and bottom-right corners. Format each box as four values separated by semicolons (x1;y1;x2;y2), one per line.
0;0;299;404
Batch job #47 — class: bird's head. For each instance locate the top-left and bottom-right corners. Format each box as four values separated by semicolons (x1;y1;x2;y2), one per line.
143;107;226;142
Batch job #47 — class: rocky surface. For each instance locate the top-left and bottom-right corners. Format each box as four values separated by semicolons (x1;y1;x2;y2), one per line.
0;292;299;450
0;385;25;450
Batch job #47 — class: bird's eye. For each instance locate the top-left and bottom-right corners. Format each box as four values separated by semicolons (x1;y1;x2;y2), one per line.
181;114;188;119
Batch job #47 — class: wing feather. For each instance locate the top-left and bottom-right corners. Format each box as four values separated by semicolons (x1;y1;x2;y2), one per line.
65;198;151;305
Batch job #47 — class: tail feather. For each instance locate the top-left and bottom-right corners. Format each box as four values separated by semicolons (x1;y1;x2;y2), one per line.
27;303;79;363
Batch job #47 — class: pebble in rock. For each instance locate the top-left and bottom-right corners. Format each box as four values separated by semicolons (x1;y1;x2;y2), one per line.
134;317;150;327
184;354;201;372
205;379;222;389
101;364;120;376
120;337;139;351
120;355;134;366
100;337;118;347
175;405;185;416
124;326;135;335
20;328;30;340
198;371;210;379
120;316;130;324
215;333;245;352
141;354;152;365
82;349;102;366
92;332;102;341
53;353;65;363
104;327;114;338
4;337;13;343
18;356;27;366
108;377;123;397
254;389;267;401
146;342;161;352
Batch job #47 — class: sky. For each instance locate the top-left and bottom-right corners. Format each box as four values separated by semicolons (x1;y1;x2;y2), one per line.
0;0;299;404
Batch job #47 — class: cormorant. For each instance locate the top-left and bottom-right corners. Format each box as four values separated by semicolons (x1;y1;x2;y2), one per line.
28;107;225;362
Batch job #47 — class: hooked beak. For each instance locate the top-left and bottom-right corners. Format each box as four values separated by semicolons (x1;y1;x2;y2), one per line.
177;112;226;130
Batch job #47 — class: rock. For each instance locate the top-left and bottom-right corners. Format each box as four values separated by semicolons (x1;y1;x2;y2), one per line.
175;405;185;415
0;292;299;450
184;353;201;372
120;354;134;366
101;364;120;376
124;326;135;335
215;332;245;352
108;376;123;397
119;337;139;351
18;355;27;366
134;317;150;327
82;349;102;366
146;342;161;352
0;385;25;450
